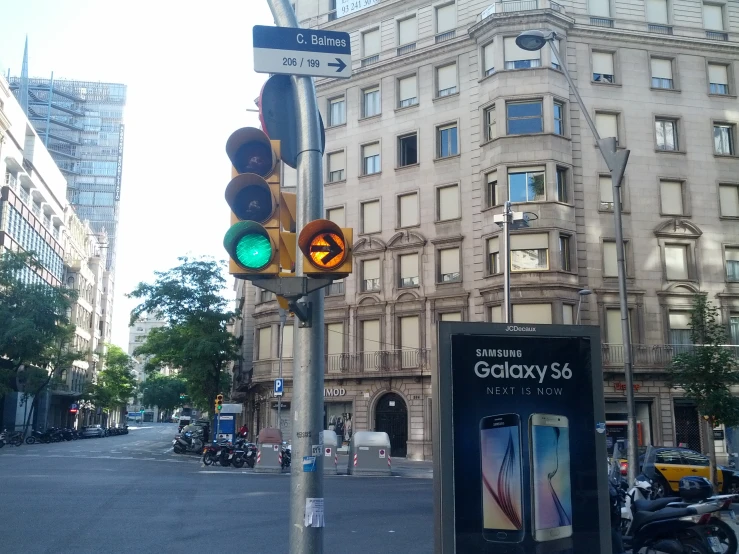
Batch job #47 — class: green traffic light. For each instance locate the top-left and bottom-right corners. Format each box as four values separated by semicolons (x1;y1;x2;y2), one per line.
235;233;273;270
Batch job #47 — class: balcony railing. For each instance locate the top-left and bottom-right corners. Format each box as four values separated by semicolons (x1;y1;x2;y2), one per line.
435;30;456;44
361;55;379;67
326;349;430;374
602;344;739;369
397;43;416;56
550;1;563;12
501;0;537;12
648;23;673;34
590;17;614;28
706;30;728;41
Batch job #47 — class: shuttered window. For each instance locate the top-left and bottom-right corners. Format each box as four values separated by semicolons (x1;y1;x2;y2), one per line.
399;253;419;287
719;184;739;217
327;206;345;226
362;320;380;352
362;259;380;292
398;17;417;45
437;184;460;221
362;142;381;175
439;248;460;282
595;113;618;141
483;42;495;75
437;64;457;96
440;312;462;321
487;237;500;274
510;233;548;271
665;245;689;280
646;0;668;23
660;181;683;215
257;327;272;360
363;29;380;56
709;64;729;94
589;0;610;17
563;305;574;325
606;308;624;344
490;305;503;323
398;193;419;228
436;3;456;33
703;4;724;30
504;37;540;69
327;150;345;182
362;200;380;234
281;325;294;358
512;304;552;324
400;316;420;349
327;322;344;355
603;241;618;277
398;75;418;107
592;52;615;83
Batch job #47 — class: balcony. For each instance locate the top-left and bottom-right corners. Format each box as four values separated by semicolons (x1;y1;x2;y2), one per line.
501;0;538;12
361;55;379;67
397;43;416;56
590;17;614;28
4;172;17;189
706;30;728;41
648;23;673;35
602;344;739;371
435;30;456;43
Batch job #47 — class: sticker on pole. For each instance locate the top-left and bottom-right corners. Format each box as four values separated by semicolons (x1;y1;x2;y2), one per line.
324;447;332;457
379;448;386;459
311;444;322;456
302;456;317;472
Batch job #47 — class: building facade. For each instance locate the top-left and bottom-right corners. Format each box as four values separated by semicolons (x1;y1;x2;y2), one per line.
237;0;739;460
127;316;172;422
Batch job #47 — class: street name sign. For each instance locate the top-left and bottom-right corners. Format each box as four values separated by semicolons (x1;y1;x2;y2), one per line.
253;25;352;79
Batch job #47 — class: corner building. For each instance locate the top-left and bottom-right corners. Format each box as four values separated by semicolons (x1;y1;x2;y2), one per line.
236;0;739;460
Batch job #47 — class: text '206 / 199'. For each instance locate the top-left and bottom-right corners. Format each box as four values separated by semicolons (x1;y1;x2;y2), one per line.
282;57;320;68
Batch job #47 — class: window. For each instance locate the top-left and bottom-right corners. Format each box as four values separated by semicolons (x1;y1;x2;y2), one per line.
603;240;627;277
327;150;345;182
257;326;272;360
504;37;541;69
714;124;735;155
326;322;343;356
489;304;503;323
592;52;615;83
361;200;380;233
362;142;381;175
589;0;610;17
655;118;678;151
556;167;568;202
646;0;668;23
651;58;674;89
436;3;456;34
328;0;337;21
560;234;571;271
398;17;417;46
398;75;418;108
725;247;739;281
487;171;500;207
509;167;545;203
682;450;709;466
507;101;543;134
363;29;381;57
281;324;294;358
437;184;460;221
513;304;552;324
362;259;381;291
485;106;497;141
511;233;549;271
362;319;381;354
708;64;729;95
669;311;692;347
599;175;622;211
398;192;419;228
327;206;346;226
487;237;500;274
439;247;461;282
363;87;380;118
399;253;419;287
441;312;462;322
437;124;459;158
656;449;683;464
563;305;574;325
665;244;689;280
437;64;457;97
399;316;420;369
259;288;275;303
554;102;565;135
703;3;724;30
660;180;684;215
483;42;495;76
595;112;619;143
606;307;633;344
398;133;418;167
328;97;345;126
719;184;739;217
551;40;562;70
731;315;739;345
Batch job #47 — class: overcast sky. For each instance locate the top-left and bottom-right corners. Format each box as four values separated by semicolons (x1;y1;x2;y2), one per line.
0;0;274;349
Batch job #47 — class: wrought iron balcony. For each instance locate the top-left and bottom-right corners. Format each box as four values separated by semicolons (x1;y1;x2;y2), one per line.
706;30;728;41
501;0;538;12
397;43;416;56
648;23;673;35
590;17;614;28
435;30;456;44
602;343;739;370
326;348;430;375
361;55;379;67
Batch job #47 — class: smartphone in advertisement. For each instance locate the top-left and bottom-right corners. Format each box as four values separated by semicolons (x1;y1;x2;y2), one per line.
480;414;525;543
529;414;573;542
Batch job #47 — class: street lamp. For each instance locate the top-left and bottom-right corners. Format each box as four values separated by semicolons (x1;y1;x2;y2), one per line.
494;202;534;323
576;289;592;325
516;30;638;484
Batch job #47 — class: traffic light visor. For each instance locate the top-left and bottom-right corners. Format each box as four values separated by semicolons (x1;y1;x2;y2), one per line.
298;219;348;270
224;221;275;271
225;174;276;223
226;127;276;177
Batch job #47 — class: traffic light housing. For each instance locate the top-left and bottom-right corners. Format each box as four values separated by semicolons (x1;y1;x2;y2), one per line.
224;128;297;277
216;394;224;412
298;219;353;276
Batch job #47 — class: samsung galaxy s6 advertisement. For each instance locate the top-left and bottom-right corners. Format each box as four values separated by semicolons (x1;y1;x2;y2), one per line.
439;326;610;554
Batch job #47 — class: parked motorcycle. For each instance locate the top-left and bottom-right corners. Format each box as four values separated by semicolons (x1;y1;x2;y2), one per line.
0;429;23;447
202;443;221;466
25;429;55;444
173;429;204;454
281;442;291;469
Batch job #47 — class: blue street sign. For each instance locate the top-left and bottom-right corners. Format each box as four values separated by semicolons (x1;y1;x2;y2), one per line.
253;25;352;79
274;378;284;396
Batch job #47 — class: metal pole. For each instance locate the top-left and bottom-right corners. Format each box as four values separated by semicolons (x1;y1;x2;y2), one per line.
576;296;583;325
548;37;638;484
278;309;286;432
502;201;512;323
267;1;325;551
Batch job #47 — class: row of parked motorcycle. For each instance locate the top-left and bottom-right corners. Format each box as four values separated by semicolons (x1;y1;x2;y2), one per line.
610;442;739;554
0;425;129;447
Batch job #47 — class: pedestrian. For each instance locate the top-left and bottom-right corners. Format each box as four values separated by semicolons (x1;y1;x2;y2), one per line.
238;424;249;440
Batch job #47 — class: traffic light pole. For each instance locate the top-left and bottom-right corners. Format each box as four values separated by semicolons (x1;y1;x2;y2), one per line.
267;1;326;551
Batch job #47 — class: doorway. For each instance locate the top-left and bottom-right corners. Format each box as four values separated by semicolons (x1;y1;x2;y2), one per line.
375;392;408;458
674;402;701;451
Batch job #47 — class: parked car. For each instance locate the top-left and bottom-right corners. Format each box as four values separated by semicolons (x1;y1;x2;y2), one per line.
81;425;106;438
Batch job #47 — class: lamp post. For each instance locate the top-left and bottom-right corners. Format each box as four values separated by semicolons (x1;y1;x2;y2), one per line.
493;202;532;323
516;29;637;484
576;289;592;325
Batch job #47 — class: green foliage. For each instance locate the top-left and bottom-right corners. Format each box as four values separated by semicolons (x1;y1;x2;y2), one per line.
84;345;137;410
140;374;188;412
128;256;239;410
668;295;739;427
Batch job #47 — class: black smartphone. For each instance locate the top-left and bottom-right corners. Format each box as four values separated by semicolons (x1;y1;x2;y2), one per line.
480;413;525;543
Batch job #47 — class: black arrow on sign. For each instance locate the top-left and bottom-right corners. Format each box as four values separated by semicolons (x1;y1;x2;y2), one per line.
310;234;342;266
328;58;347;73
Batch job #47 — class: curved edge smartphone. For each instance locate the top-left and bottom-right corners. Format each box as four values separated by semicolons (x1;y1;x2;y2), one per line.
529;414;573;543
480;414;525;543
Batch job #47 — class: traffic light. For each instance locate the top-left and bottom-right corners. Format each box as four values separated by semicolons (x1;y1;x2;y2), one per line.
298;219;352;276
223;128;296;277
215;394;224;412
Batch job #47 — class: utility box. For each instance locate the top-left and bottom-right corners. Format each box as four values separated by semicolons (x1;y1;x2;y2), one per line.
348;431;392;476
322;430;339;475
255;427;284;473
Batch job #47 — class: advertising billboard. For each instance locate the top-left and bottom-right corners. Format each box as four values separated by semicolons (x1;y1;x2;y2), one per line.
434;323;610;554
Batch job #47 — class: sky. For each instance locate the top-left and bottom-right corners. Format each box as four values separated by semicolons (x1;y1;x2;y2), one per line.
0;0;275;349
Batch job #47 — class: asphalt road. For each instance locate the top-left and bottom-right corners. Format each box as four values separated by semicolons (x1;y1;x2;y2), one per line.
0;423;433;554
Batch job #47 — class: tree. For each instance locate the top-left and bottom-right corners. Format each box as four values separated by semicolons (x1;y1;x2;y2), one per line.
140;374;188;419
667;294;739;485
128;256;239;410
84;345;137;421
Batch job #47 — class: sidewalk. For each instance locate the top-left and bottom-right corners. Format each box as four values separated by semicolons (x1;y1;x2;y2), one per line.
334;454;432;479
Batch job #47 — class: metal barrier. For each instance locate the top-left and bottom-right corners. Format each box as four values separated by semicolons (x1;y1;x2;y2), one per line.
255;427;284;474
348;431;392;476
